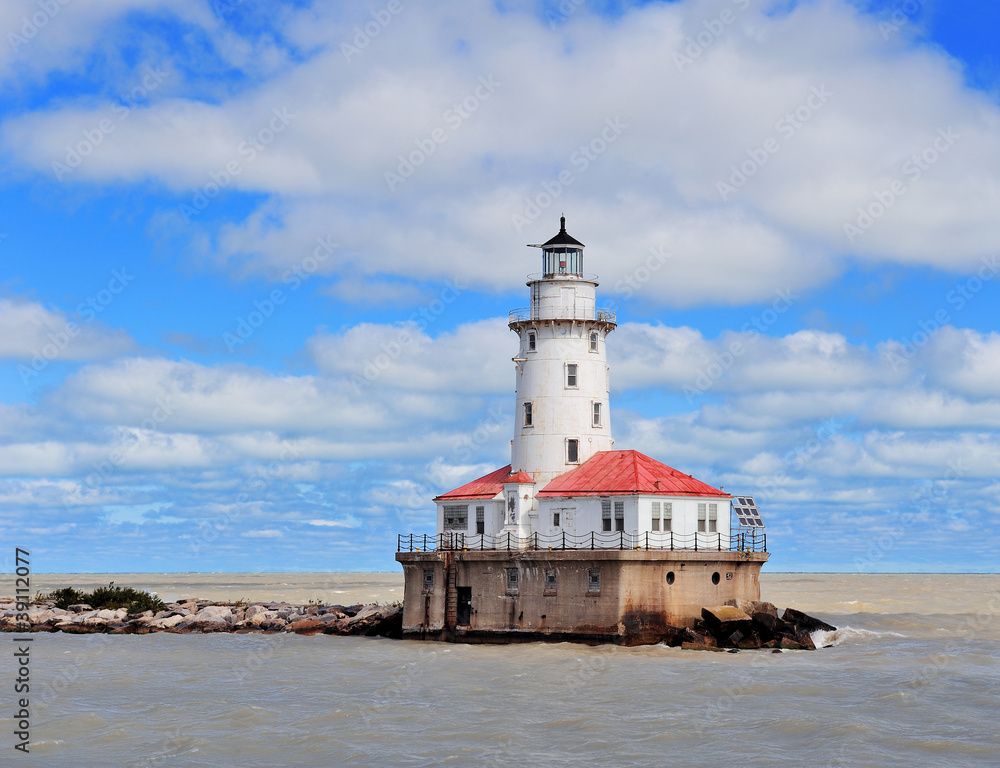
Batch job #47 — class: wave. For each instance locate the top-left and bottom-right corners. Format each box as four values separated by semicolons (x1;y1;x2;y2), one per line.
812;626;906;647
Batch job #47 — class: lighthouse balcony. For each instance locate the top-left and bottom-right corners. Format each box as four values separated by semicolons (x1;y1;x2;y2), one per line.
397;529;766;553
509;306;617;324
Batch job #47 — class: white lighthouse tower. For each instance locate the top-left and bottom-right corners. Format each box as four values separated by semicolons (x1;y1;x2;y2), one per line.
509;216;617;486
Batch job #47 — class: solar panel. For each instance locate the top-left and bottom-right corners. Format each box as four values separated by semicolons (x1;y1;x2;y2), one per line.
732;496;765;528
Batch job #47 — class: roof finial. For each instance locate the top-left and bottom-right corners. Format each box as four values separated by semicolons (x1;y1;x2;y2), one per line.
560;215;566;231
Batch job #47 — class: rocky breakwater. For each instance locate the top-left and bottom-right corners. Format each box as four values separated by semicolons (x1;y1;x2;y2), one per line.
0;598;403;639
670;600;836;651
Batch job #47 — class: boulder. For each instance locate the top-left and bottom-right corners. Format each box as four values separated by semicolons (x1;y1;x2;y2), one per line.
701;606;753;645
338;605;403;638
781;608;836;633
148;614;186;630
287;619;326;635
680;628;718;650
67;604;92;613
196;605;234;623
244;605;269;621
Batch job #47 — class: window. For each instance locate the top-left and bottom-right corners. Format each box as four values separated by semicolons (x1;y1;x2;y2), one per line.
590;332;599;352
567;439;579;464
566;363;578;388
553;511;561;527
587;568;601;593
602;500;612;532
505;567;519;594
527;331;536;352
476;506;485;535
606;365;610;393
663;502;672;532
444;505;468;531
422;569;434;591
592;402;602;427
708;503;718;533
698;503;706;533
523;401;533;427
614;501;625;532
651;501;660;531
544;569;558;591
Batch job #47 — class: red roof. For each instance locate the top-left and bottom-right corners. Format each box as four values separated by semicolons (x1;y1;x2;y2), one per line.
434;465;511;501
537;450;730;498
501;471;535;484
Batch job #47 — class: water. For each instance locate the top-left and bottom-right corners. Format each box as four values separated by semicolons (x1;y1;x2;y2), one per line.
9;573;999;767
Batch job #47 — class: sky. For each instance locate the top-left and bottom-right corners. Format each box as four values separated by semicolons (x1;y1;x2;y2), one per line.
1;0;999;574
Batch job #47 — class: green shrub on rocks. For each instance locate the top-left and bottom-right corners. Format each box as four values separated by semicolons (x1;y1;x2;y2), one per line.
47;587;87;610
43;582;164;615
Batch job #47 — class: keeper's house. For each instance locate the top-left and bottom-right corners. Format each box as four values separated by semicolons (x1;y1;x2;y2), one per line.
396;218;768;644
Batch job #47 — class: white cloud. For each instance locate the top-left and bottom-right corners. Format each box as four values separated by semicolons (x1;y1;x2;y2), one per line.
5;1;1000;302
0;298;135;361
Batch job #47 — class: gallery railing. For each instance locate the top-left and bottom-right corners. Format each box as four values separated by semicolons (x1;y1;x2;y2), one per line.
397;530;766;553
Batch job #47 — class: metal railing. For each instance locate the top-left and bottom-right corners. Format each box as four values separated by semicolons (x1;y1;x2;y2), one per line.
397;530;766;553
508;307;617;324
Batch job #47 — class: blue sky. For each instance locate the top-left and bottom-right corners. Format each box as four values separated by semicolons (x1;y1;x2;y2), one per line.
1;0;999;573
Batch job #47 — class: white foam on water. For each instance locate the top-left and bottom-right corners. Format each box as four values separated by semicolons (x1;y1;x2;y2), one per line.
813;626;906;647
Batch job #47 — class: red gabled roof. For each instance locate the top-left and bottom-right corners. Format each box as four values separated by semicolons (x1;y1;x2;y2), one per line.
434;465;511;501
537;450;730;498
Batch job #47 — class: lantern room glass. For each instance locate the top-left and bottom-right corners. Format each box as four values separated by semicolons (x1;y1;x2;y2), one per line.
543;247;583;276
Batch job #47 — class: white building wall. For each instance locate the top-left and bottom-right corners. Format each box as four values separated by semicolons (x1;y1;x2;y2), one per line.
535;495;732;546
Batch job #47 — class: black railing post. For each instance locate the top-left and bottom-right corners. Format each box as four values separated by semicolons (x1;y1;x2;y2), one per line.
763;533;766;552
591;531;595;550
718;532;721;552
670;531;674;551
695;533;698;552
562;531;566;550
619;530;623;550
645;531;648;550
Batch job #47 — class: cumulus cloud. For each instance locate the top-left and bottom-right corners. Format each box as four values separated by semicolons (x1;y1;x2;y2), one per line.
0;298;136;362
4;1;1000;302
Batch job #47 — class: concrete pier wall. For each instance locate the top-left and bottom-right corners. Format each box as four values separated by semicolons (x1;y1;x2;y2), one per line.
396;549;768;644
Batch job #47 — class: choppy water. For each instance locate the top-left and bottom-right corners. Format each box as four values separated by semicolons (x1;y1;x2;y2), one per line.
8;573;1000;767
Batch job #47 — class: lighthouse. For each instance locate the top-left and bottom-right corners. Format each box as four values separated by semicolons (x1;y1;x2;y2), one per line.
396;217;769;644
509;216;617;485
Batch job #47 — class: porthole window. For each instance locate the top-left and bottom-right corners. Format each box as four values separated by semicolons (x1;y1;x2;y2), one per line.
711;572;721;585
665;571;675;585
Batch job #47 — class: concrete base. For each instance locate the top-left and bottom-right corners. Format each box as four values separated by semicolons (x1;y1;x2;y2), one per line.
396;548;768;645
